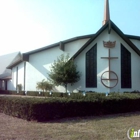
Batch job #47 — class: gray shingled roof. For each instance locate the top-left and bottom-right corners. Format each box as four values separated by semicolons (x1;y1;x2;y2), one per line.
0;52;20;80
6;52;23;69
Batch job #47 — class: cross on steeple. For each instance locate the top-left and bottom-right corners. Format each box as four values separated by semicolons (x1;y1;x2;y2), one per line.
102;0;110;25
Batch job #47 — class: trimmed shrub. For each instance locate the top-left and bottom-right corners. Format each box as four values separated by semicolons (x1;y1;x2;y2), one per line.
25;91;39;96
0;93;140;122
0;90;25;95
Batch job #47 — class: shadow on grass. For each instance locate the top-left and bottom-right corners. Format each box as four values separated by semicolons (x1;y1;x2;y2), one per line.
39;111;140;124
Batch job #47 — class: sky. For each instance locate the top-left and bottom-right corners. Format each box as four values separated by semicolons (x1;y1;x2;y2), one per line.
0;0;140;55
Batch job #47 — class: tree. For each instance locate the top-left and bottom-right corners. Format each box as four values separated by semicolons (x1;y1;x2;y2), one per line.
36;79;53;92
48;54;80;93
17;84;22;93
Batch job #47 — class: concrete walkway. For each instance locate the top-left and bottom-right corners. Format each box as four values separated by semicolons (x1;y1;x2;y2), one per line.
0;94;48;98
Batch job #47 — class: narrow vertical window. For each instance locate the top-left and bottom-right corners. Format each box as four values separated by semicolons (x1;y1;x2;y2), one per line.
121;44;131;88
16;67;18;89
86;44;97;87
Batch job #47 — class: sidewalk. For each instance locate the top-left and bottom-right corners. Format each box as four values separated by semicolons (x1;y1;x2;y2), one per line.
0;94;48;98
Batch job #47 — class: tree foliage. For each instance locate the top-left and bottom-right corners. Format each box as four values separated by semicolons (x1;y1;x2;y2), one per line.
17;84;22;92
36;79;53;92
48;54;80;92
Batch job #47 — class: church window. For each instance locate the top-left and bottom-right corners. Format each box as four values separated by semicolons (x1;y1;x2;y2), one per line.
121;44;131;88
86;44;97;87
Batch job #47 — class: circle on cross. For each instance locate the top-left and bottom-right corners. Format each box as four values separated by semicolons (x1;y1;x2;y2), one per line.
101;71;118;88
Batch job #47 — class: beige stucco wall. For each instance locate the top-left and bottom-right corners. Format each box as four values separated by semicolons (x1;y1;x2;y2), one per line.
130;39;140;50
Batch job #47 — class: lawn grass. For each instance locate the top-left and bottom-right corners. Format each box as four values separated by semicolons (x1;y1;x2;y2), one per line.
1;111;140;140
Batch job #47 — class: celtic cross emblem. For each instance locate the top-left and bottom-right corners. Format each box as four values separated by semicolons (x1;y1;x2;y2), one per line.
101;41;118;88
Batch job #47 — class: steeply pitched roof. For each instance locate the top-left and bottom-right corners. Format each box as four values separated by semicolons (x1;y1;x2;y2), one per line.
6;52;23;69
72;20;140;59
0;52;20;79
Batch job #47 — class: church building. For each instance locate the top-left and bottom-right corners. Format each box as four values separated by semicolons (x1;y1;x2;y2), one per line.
1;0;140;93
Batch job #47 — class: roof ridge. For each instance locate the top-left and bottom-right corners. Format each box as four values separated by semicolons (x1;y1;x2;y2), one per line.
72;20;140;59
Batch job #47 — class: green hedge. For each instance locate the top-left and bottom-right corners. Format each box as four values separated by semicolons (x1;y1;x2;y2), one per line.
0;90;25;95
0;93;140;121
0;90;68;97
1;90;140;99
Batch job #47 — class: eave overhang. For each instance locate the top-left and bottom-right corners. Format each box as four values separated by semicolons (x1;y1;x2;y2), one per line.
24;34;94;56
72;20;140;59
